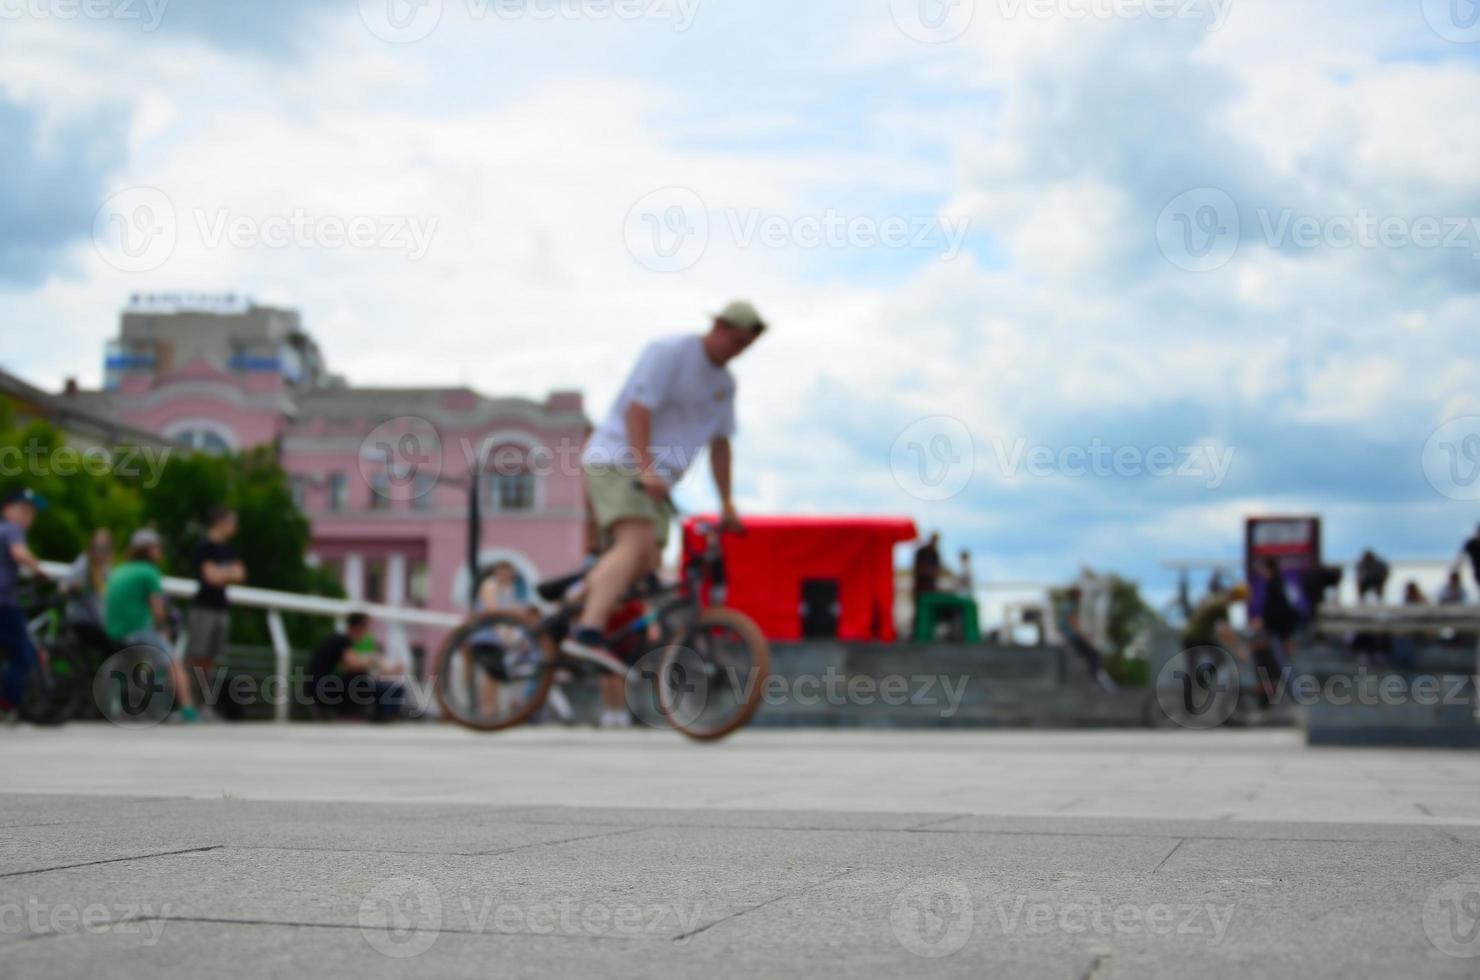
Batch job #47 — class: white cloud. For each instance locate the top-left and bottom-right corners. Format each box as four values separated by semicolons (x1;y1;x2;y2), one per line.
1;0;1478;583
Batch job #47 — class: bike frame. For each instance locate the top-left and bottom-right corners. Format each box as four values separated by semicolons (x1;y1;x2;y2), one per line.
544;519;731;677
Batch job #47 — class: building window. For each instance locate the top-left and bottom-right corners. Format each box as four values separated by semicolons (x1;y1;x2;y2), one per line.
484;446;537;513
365;560;386;603
171;428;233;456
487;472;536;512
409;561;429;604
411;474;436;511
369;472;392;510
328;473;348;512
290;475;311;510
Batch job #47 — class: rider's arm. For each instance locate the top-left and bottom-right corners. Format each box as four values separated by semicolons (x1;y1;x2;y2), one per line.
710;437;734;512
1215;621;1245;660
626;402;654;475
200;560;246;587
342;647;385;674
10;539;45;578
626;402;668;500
149;591;168;627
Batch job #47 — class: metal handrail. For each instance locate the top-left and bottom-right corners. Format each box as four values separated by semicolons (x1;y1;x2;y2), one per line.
38;560;463;722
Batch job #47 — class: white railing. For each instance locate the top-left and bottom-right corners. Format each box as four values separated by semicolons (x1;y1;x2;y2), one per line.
39;560;464;722
1315;603;1480;722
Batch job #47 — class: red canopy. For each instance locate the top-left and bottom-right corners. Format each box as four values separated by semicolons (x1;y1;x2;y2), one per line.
682;516;919;642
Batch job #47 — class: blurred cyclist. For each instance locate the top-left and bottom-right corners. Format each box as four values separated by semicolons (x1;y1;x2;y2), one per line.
565;301;765;678
0;488;49;711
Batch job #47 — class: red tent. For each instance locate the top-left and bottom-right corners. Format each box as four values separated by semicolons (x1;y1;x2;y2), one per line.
682;516;919;642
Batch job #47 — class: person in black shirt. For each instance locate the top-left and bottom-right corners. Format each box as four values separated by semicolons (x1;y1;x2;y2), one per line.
187;507;245;679
1355;550;1390;604
307;613;405;721
911;533;942;639
1458;525;1480;591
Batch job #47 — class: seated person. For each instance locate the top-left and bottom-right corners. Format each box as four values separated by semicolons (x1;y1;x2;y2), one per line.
105;528;197;723
307;613;405;722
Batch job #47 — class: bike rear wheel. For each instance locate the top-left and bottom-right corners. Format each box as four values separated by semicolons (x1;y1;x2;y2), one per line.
21;644;87;726
433;613;555;732
658;607;770;741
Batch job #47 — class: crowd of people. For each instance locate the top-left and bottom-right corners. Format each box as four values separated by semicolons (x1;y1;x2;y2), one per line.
1174;522;1480;706
0;486;410;724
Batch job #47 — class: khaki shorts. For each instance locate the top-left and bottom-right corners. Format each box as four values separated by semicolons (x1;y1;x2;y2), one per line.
186;606;230;663
583;462;674;550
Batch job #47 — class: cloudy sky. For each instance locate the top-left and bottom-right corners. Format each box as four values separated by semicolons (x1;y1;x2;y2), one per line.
2;0;1479;596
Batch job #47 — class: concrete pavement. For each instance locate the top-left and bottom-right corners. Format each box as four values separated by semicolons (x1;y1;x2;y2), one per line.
2;726;1479;978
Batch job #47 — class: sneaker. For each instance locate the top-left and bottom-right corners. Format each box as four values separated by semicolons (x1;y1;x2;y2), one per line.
599;709;632;729
559;628;627;675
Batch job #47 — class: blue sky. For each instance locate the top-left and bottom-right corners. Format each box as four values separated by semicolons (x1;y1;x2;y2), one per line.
2;0;1479;597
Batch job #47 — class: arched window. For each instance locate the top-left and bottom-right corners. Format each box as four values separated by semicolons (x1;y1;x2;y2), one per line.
483;443;538;513
164;420;237;456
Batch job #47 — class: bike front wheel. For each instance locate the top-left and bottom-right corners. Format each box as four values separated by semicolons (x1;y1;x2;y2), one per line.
22;644;87;726
433;613;555;732
658;607;770;742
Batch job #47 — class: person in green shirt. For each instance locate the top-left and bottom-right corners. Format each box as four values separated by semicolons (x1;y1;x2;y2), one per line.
105;528;196;722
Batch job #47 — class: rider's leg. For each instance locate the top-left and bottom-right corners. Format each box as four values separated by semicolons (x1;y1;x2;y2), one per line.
576;519;660;635
0;606;38;706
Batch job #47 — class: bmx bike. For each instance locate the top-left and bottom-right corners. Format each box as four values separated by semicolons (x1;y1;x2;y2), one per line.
0;584;90;726
433;516;770;741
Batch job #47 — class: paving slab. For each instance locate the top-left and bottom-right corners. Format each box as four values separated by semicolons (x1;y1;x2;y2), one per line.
2;726;1480;978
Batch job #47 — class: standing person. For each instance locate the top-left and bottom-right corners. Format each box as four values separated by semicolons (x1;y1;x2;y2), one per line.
106;529;196;723
478;562;575;725
0;489;49;713
1250;560;1299;701
1439;571;1469;606
1456;524;1480;591
188;507;245;679
567;301;764;682
1057;587;1117;693
911;532;942;638
1356;550;1390;604
63;528;113;629
956;549;975;595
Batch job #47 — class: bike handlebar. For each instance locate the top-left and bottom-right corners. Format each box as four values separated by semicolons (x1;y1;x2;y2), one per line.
631;481;747;537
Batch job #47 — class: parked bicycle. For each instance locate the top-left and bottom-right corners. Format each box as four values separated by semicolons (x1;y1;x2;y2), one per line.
434;516;770;741
0;584;90;726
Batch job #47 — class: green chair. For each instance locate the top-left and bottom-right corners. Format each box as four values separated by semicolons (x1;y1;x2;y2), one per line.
913;593;981;643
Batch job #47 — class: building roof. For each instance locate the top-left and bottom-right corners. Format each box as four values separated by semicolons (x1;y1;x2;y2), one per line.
0;367;172;449
293;386;586;428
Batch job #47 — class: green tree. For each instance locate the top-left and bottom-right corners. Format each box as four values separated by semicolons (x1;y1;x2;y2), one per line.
137;445;342;646
1;396;340;647
0;404;143;562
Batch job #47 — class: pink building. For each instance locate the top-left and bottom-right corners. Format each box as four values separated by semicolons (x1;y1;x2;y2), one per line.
71;295;590;658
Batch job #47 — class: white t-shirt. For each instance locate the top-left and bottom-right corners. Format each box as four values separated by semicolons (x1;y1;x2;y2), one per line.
583;335;737;487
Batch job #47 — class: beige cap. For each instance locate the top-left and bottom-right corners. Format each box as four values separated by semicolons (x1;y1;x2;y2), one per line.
129;528;162;550
714;300;767;333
